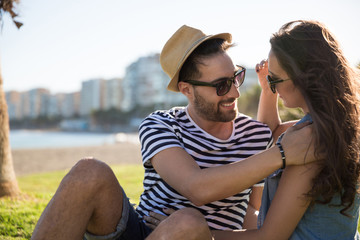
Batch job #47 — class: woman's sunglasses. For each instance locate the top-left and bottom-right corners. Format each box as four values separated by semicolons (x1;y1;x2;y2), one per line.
266;75;291;93
183;65;246;96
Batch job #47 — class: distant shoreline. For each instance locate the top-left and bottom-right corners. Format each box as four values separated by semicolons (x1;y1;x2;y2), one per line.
12;142;143;176
10;128;139;134
9;130;140;150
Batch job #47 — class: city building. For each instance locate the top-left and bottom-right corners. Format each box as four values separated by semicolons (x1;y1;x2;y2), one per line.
5;91;22;120
5;53;259;124
122;54;186;112
103;78;122;110
61;92;81;118
28;88;51;119
47;93;65;117
79;79;105;116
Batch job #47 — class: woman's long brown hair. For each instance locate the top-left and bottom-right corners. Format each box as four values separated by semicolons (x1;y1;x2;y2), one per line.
270;20;360;215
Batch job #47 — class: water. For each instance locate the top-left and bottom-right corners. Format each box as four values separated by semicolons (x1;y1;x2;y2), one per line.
9;130;139;150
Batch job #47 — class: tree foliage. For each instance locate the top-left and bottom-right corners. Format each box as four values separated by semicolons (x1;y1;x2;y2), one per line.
238;84;303;121
0;0;22;28
91;108;130;125
238;85;262;119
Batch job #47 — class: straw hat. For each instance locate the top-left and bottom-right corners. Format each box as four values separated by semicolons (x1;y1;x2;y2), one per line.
160;25;232;92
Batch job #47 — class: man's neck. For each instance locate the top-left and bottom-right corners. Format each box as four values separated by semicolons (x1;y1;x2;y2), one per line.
186;107;234;140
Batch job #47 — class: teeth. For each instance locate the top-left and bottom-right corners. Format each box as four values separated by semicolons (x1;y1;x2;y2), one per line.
223;103;233;107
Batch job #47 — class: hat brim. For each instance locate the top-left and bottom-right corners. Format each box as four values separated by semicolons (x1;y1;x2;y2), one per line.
166;32;232;92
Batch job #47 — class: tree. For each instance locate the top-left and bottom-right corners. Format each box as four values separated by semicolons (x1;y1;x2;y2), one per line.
0;0;22;197
238;84;303;121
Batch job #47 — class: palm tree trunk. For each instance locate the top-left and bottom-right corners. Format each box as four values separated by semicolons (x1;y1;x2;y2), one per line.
0;63;19;197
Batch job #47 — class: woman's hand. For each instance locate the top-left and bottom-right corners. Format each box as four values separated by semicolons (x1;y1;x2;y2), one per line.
256;59;280;132
144;208;176;229
281;121;322;165
255;59;271;92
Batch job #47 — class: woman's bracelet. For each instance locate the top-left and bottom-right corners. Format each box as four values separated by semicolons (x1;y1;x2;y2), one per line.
276;142;286;169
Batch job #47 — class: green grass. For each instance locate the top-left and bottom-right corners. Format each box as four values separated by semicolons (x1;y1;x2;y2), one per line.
2;164;360;239
0;164;144;240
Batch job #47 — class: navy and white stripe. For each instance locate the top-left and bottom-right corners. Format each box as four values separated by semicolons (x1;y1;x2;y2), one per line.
136;106;272;230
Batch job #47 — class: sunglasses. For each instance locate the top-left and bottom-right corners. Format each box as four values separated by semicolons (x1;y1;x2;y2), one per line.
266;75;291;93
182;65;246;96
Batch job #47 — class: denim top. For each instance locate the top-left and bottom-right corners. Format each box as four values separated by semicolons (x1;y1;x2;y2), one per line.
258;114;360;239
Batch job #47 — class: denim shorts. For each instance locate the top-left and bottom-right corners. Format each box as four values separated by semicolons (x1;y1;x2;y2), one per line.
84;190;152;240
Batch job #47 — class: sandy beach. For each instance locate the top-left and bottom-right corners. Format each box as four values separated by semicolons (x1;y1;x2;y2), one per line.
12;142;143;176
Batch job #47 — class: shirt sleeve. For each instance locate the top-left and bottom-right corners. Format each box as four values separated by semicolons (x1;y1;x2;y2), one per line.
139;115;183;167
253;126;273;187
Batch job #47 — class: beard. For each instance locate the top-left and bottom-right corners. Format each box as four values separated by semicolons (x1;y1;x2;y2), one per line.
193;89;238;122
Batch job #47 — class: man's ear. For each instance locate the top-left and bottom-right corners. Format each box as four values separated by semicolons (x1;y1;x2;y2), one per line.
178;81;193;98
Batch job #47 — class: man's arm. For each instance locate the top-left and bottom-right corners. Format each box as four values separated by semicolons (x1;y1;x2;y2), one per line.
151;122;315;206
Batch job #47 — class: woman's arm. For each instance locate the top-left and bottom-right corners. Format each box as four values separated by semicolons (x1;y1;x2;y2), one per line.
256;60;281;133
212;162;320;240
256;60;299;141
242;186;263;229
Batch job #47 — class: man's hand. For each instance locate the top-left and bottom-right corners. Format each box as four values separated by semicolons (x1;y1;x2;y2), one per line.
144;208;176;230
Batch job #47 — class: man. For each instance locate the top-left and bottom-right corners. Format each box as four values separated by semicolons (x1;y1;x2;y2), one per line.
32;25;315;240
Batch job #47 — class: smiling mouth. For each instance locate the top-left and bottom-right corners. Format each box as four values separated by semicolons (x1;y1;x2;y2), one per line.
220;101;236;108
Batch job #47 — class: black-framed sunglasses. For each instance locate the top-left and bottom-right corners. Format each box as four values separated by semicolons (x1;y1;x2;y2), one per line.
182;65;246;96
266;75;291;93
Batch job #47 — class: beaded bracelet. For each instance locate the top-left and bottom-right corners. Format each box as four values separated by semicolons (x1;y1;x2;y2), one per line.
276;142;286;169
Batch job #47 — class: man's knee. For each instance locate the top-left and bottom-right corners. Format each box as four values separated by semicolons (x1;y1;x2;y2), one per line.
72;158;113;179
170;208;209;232
62;158;118;193
151;208;211;240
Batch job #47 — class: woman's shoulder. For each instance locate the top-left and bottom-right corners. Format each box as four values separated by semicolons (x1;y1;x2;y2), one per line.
284;162;321;180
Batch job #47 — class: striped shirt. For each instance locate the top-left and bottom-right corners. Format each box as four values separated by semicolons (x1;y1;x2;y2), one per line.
136;106;272;230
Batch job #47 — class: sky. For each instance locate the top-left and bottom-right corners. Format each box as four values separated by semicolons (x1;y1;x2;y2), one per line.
1;0;359;94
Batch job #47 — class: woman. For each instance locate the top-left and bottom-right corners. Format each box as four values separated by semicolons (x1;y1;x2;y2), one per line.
249;19;360;239
145;20;360;240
